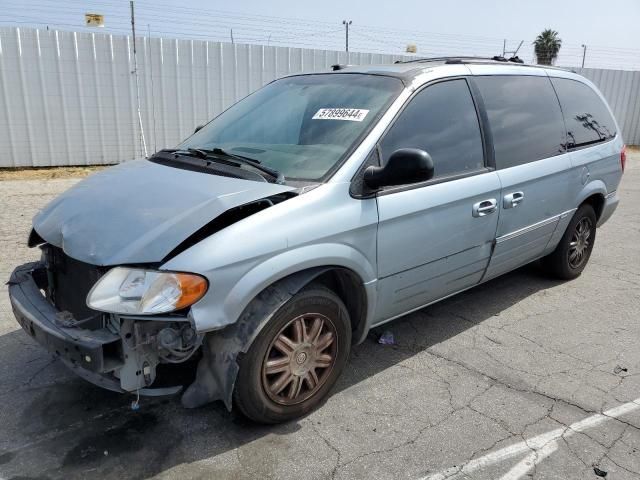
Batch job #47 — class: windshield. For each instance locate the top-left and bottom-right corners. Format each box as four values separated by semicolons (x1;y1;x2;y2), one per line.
179;74;403;181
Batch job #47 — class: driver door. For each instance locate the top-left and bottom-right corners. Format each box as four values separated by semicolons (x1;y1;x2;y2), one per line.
374;78;501;323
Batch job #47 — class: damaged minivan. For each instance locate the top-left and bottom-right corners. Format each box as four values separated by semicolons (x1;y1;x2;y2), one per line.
9;58;624;423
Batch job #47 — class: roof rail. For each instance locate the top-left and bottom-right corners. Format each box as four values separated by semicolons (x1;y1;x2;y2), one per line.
396;55;527;66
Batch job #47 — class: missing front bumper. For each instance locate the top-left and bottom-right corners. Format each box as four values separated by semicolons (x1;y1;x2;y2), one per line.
9;262;123;373
8;262;186;397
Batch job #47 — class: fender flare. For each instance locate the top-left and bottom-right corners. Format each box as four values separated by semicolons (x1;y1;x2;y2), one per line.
222;243;376;330
575;179;607;208
181;267;333;411
182;245;377;411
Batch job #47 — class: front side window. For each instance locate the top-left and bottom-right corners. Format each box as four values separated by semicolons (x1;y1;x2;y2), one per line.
475;75;565;169
550;77;616;148
179;74;403;181
380;79;485;179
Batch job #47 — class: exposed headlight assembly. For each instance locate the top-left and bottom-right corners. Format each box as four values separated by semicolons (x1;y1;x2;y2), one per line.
87;267;208;315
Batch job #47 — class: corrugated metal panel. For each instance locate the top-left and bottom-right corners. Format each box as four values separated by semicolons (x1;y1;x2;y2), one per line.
0;26;412;167
0;26;637;167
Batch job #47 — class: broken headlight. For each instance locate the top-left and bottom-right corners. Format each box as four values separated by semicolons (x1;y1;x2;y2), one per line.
86;267;208;315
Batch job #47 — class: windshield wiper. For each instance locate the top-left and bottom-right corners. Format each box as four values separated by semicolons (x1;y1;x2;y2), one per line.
185;148;210;159
158;148;246;171
170;147;284;184
206;147;284;184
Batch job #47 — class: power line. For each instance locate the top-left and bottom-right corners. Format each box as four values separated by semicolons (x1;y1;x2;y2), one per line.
2;18;637;70
3;0;640;56
1;0;639;69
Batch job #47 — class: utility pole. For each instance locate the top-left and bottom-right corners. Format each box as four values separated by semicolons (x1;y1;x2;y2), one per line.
581;44;587;68
342;20;352;52
502;39;506;57
230;28;234;44
129;1;147;157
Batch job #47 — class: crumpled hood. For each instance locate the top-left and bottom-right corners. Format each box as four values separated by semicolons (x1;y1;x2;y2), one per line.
33;159;295;266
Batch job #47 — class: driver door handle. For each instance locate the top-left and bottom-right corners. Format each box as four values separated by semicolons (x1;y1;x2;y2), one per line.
503;191;524;209
472;198;497;217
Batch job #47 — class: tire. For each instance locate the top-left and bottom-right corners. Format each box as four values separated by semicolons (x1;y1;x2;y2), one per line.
233;284;351;424
542;204;597;280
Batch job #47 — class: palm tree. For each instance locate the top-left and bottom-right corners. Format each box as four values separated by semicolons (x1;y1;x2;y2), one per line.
533;29;562;65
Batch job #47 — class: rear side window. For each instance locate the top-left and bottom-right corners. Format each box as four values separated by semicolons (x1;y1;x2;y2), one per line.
380;79;484;179
550;77;616;148
475;75;565;169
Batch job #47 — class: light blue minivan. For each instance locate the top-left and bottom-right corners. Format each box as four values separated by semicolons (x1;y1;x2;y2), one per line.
9;57;625;423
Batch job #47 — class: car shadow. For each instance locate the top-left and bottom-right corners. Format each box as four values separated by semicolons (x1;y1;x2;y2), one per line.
0;263;562;480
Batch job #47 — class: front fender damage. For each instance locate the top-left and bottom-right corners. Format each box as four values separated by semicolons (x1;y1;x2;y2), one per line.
181;267;331;410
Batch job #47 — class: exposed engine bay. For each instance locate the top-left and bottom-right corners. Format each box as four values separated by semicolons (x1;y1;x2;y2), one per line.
114;318;202;391
28;245;203;394
9;244;337;410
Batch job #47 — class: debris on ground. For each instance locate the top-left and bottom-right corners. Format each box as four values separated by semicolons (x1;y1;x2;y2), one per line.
593;466;608;477
613;365;628;374
378;331;395;345
79;446;96;459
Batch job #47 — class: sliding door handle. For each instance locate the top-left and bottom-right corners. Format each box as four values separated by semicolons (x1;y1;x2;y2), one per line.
503;191;524;209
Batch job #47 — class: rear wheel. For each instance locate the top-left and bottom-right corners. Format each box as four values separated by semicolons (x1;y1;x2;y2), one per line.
233;284;351;424
542;204;597;280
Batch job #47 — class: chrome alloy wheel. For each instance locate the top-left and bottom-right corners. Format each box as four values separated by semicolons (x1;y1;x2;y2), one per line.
261;313;337;405
568;217;593;269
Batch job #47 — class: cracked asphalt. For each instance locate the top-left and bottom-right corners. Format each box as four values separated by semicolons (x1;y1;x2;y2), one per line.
1;152;639;480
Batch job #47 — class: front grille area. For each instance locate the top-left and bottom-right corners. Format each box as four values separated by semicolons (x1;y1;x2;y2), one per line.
42;245;107;324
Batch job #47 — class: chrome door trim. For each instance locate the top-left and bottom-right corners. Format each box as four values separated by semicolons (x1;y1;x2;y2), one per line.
559;208;577;219
495;208;577;244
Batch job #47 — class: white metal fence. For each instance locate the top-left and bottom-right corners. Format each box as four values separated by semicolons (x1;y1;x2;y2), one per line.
0;27;638;168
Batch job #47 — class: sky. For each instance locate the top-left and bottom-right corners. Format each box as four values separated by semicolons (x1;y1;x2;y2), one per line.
244;0;640;47
1;0;639;69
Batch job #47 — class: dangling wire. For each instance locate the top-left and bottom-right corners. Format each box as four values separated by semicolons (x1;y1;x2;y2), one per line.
131;388;141;411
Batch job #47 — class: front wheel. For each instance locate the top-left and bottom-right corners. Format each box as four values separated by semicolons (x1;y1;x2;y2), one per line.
233;284;351;424
542;204;597;280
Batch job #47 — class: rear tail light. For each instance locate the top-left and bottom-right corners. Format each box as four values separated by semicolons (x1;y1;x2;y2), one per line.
621;145;627;173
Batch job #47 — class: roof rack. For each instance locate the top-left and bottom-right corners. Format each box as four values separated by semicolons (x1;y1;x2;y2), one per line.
395;55;526;65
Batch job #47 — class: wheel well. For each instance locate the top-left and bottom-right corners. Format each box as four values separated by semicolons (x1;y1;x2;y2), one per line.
313;268;368;345
582;194;605;220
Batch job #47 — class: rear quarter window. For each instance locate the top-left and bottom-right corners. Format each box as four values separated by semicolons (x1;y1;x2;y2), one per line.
475;75;566;169
550;77;616;148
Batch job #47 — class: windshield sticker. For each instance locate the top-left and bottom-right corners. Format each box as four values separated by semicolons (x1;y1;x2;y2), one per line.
312;108;369;122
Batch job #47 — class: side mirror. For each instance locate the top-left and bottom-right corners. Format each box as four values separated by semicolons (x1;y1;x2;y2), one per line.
364;148;434;189
194;125;204;134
